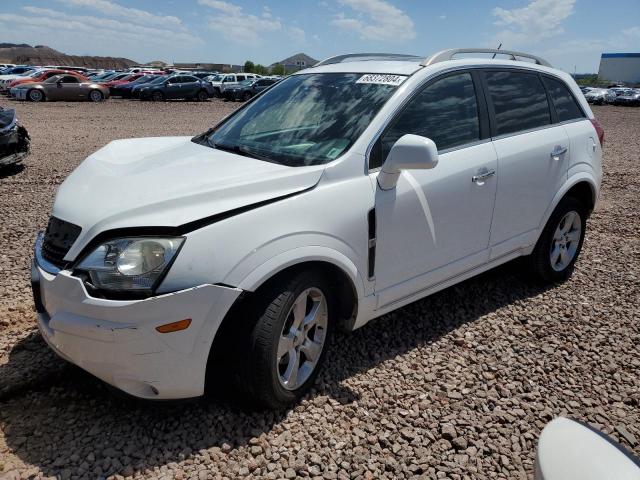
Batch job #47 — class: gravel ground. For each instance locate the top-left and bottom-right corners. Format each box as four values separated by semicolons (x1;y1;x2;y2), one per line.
0;100;638;480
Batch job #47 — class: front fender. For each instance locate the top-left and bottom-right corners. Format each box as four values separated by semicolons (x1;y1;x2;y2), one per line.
232;245;366;301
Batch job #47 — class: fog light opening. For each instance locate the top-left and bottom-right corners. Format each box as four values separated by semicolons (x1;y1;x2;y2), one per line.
156;318;192;333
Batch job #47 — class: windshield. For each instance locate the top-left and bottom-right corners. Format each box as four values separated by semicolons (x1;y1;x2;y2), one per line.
238;79;254;86
204;73;403;167
210;74;224;82
44;75;63;84
147;75;168;84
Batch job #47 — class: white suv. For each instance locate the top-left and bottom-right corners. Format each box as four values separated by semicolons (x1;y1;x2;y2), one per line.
32;49;603;408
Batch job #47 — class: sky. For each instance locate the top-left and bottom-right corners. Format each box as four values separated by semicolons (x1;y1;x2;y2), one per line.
0;0;639;73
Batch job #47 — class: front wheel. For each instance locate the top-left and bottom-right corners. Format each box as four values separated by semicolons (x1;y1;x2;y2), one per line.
152;91;164;102
242;91;252;102
527;197;587;283
234;271;333;408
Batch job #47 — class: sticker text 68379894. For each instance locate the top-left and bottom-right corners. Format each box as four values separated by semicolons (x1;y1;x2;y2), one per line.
356;74;407;86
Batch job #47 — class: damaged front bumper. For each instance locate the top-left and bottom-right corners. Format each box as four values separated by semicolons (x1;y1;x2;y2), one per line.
31;246;242;400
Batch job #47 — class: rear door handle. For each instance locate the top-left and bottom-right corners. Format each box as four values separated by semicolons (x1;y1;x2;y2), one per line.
472;169;496;184
551;145;568;160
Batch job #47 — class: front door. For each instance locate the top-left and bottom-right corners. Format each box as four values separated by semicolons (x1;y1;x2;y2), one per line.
372;72;497;307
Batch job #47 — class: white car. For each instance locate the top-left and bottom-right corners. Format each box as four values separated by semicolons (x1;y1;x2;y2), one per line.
208;72;261;96
32;48;603;408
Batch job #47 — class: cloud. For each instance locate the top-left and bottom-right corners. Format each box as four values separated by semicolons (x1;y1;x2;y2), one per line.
288;26;306;44
198;0;281;44
492;0;575;45
55;0;184;29
0;6;201;60
331;0;415;42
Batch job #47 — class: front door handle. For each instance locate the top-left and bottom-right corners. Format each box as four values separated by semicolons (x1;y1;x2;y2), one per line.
472;169;496;184
551;145;568;160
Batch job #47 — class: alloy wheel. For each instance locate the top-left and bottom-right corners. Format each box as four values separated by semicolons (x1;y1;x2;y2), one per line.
29;89;43;102
550;210;582;271
277;287;328;391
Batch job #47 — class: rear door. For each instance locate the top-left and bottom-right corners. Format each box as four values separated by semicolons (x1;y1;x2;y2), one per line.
180;75;200;98
483;69;570;259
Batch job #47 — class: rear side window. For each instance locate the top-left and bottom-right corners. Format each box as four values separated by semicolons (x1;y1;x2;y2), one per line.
370;72;480;169
485;71;551;136
542;77;585;122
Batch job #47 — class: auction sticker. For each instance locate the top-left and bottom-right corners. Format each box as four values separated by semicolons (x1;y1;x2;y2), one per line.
356;74;407;86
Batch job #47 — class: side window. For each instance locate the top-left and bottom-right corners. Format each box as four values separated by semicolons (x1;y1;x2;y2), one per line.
61;76;78;83
168;76;182;84
237;75;246;81
183;76;197;83
542;77;585;122
484;71;551;136
370;72;480;170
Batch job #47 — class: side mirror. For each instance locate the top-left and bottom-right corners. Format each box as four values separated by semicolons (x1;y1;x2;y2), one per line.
377;134;438;190
56;80;63;87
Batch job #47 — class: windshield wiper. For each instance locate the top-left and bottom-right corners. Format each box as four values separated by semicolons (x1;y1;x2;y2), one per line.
207;140;274;162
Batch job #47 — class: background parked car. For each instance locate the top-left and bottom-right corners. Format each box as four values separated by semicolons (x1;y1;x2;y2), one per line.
110;74;162;98
612;89;640;106
138;74;213;101
584;88;616;105
10;74;109;102
130;74;168;98
208;73;261;97
6;69;87;93
102;72;162;93
222;78;278;101
0;67;37;90
0;106;29;167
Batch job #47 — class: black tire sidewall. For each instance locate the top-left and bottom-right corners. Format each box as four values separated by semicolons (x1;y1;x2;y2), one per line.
152;91;163;101
242;271;334;408
197;90;208;101
530;197;587;282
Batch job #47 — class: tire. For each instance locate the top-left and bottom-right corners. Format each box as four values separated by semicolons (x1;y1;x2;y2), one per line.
242;91;252;102
88;89;103;102
197;90;208;102
152;91;164;102
28;89;44;102
526;197;587;283
233;270;333;409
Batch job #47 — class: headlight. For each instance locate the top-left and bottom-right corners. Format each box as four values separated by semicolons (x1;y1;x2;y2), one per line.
76;237;184;292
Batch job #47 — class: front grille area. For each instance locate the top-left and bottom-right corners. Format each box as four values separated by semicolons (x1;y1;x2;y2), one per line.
41;216;82;267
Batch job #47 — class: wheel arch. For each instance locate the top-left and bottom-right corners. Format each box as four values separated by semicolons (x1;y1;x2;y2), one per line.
540;174;598;232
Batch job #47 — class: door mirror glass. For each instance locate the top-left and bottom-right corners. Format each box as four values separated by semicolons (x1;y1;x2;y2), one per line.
377;134;438;190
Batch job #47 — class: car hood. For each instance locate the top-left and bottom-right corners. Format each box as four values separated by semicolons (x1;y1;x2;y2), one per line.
52;136;325;259
12;81;42;89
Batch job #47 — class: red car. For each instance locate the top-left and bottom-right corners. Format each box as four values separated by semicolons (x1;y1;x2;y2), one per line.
7;70;87;91
101;72;163;89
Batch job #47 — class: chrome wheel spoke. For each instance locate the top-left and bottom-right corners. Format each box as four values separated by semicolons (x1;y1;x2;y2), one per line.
550;210;582;272
300;338;323;363
281;349;299;388
566;230;580;243
278;334;295;359
550;244;561;265
276;287;328;391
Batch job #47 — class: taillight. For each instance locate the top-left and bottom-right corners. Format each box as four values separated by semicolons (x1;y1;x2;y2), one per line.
590;118;605;146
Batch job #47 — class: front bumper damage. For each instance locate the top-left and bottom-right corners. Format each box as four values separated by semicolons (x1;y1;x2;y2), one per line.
32;237;242;400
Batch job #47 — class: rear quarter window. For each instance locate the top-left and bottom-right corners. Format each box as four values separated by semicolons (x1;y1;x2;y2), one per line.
484;71;551;136
542;76;585;122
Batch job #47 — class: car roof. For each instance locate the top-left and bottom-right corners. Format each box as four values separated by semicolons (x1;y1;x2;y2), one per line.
302;57;558;77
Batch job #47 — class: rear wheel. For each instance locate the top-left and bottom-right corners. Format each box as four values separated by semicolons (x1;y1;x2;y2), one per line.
88;89;103;102
232;270;333;408
28;89;44;102
152;91;164;102
527;197;587;283
196;89;208;102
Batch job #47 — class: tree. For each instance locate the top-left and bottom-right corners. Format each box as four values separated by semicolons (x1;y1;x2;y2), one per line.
243;60;255;73
270;63;285;76
254;64;267;75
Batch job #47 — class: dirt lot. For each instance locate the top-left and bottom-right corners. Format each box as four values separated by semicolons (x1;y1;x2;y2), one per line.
0;100;638;480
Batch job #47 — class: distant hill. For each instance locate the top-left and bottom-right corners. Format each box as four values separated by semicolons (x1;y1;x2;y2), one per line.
0;43;137;69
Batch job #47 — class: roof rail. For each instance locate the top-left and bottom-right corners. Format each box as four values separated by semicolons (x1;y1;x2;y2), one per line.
315;53;422;67
422;48;552;67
